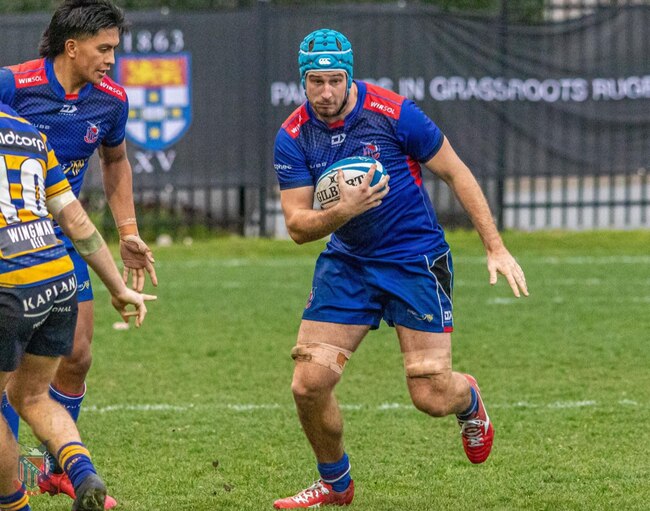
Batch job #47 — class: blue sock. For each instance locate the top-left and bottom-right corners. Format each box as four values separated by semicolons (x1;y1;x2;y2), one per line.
46;384;86;472
1;392;19;441
57;442;97;492
457;386;478;420
317;453;352;492
49;384;86;422
0;487;31;510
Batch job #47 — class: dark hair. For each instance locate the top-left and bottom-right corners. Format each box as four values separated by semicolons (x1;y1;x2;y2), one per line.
39;0;126;59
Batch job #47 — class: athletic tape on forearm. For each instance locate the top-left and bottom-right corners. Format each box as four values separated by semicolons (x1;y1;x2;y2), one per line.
72;229;105;256
46;190;77;216
117;217;138;237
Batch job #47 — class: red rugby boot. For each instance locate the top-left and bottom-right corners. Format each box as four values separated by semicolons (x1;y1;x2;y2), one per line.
457;374;494;464
39;469;117;509
273;480;354;508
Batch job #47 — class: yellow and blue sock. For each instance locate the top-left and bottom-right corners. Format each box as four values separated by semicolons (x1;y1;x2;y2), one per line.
318;453;352;492
457;386;478;420
0;487;30;511
1;392;19;441
57;442;96;492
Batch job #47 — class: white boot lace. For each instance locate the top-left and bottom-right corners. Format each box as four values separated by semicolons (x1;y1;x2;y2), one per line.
460;418;488;448
291;481;330;504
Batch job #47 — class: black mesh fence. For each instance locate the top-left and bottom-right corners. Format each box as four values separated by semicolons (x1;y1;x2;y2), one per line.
0;0;647;235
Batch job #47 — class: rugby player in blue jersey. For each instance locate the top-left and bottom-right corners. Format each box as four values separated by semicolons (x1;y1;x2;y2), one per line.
0;102;155;511
0;1;156;508
272;29;529;508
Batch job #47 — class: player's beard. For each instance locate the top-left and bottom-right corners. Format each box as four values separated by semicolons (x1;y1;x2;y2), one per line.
312;102;340;120
311;90;349;121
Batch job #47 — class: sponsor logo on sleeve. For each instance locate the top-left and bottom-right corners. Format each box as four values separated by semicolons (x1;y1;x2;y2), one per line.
0;128;47;157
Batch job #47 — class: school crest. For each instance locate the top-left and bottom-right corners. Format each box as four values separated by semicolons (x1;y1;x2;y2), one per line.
84;122;100;144
361;141;381;159
116;53;192;151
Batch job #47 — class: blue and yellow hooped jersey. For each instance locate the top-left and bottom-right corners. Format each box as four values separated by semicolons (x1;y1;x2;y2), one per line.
0;104;74;287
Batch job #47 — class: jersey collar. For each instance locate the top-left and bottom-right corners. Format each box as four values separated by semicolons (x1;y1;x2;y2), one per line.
45;58;94;102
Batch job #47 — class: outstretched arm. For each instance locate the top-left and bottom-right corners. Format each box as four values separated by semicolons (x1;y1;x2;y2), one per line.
47;192;156;326
425;137;528;297
99;141;157;291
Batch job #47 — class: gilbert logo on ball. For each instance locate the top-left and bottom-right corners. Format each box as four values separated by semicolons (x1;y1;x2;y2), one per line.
315;156;386;209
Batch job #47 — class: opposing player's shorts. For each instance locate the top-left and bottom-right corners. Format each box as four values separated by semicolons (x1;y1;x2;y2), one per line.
0;274;78;372
60;233;93;302
302;248;454;333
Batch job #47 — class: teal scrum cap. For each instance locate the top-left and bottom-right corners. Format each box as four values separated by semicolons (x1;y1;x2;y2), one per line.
299;28;353;90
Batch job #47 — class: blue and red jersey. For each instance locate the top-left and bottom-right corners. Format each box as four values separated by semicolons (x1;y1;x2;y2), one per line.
0;58;128;198
274;80;448;259
0;103;74;287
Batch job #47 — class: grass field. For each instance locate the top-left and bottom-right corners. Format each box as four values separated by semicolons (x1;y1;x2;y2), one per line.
18;230;650;510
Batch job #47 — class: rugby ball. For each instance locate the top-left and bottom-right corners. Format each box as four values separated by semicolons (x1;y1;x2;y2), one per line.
315;156;386;209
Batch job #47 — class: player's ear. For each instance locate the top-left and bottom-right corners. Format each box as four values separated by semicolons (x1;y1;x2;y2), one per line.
64;39;78;58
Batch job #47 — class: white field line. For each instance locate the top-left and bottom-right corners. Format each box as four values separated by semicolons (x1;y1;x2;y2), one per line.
84;404;190;413
83;399;641;414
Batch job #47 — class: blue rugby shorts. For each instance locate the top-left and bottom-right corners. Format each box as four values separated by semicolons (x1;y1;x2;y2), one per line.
302;248;454;333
